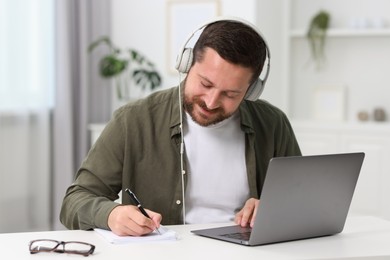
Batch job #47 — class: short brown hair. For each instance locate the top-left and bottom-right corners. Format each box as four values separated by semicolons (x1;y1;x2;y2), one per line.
192;20;267;85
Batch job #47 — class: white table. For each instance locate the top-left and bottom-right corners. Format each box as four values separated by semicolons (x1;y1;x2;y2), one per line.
1;216;390;260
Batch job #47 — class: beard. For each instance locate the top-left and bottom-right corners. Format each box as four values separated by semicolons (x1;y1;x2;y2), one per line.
183;94;233;127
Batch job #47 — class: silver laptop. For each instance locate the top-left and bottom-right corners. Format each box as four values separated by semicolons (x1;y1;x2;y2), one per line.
191;152;365;246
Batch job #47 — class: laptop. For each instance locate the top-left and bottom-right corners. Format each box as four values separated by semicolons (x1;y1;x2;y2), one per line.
191;152;365;246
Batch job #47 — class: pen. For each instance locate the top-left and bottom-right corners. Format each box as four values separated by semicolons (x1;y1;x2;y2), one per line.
125;188;161;235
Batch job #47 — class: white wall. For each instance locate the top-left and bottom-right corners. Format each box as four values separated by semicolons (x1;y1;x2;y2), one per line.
256;0;286;110
110;0;284;102
286;0;390;121
110;0;390;123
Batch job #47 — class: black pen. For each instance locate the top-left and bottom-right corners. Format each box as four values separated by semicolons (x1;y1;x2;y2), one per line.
125;188;161;235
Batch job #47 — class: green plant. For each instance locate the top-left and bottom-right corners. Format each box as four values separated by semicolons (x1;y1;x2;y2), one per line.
88;36;162;100
307;10;330;69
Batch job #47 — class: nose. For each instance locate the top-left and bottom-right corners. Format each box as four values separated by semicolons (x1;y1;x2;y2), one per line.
204;89;220;110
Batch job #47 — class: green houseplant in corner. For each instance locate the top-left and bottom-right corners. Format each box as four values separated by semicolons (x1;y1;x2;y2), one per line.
88;36;162;100
307;10;330;70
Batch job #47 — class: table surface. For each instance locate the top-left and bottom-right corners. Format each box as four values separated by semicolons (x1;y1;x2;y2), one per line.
1;215;390;260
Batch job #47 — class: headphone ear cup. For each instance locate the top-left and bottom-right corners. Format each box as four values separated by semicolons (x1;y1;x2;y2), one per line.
244;79;264;101
175;48;193;73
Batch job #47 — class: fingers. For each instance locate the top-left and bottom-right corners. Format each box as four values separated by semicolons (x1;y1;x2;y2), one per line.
108;205;162;236
146;209;163;229
234;198;259;227
250;200;259;228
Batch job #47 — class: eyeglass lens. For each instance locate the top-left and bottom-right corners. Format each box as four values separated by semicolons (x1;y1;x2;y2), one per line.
29;239;94;256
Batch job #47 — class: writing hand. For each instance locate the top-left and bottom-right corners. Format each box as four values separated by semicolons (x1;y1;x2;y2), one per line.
234;198;260;228
108;205;162;236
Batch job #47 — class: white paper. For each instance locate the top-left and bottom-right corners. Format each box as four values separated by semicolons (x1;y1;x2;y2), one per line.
95;226;178;244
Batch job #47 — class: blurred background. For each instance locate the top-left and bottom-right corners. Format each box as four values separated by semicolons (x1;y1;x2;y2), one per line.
1;0;390;233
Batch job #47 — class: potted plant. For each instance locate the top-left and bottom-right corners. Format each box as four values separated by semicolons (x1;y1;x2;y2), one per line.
88;36;162;100
307;10;330;70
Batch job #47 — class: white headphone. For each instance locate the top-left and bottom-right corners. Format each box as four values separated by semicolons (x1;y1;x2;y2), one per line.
176;17;271;224
175;16;271;101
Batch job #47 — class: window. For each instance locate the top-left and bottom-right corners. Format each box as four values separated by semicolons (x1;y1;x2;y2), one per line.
0;0;54;110
0;0;54;233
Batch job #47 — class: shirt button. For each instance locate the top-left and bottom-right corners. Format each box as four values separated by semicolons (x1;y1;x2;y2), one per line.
176;200;181;205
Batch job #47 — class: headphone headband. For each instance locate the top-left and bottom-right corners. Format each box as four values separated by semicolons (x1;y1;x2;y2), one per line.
175;16;271;101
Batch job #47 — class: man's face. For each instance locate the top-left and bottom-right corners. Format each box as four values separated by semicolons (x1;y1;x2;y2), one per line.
184;48;253;127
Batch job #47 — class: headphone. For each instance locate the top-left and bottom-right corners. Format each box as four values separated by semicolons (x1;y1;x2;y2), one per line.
176;17;271;224
175;16;271;101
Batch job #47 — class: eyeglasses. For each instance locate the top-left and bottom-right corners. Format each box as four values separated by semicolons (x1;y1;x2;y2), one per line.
29;239;95;257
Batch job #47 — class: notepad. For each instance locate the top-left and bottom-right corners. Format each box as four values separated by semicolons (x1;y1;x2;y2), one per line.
95;226;178;244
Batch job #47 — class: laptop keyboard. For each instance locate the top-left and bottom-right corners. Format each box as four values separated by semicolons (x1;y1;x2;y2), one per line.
221;231;251;241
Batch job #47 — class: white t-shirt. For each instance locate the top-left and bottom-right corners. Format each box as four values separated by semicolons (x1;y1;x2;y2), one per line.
183;112;249;223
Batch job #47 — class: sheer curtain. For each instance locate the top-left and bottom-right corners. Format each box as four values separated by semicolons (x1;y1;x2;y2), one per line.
53;0;111;230
0;0;54;232
0;0;111;232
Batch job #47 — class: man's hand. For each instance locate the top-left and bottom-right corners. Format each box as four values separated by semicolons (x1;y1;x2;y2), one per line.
108;205;162;236
234;198;259;228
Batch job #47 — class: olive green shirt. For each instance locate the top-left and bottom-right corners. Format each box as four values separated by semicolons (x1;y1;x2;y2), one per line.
60;86;301;230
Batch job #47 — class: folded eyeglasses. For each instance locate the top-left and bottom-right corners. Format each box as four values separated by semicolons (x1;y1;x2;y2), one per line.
29;239;95;257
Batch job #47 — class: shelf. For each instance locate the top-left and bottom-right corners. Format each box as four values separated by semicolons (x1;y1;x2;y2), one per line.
283;0;390;123
290;28;390;38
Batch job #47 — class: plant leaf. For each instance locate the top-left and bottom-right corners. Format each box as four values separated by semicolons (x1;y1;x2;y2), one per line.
306;10;330;69
88;36;112;53
133;69;162;90
99;55;128;77
89;36;162;92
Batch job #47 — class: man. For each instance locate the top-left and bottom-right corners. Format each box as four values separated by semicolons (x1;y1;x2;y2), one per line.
60;17;301;237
